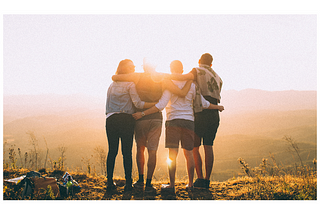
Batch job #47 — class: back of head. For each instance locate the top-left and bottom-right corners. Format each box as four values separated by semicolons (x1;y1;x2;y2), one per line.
200;53;213;66
170;60;183;74
116;59;134;74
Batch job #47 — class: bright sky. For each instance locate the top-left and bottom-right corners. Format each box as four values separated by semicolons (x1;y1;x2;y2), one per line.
2;6;318;99
1;1;319;212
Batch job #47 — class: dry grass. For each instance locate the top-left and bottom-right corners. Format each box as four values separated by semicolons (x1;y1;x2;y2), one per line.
3;167;316;200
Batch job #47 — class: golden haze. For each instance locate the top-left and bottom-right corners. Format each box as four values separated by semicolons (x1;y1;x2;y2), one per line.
3;89;317;181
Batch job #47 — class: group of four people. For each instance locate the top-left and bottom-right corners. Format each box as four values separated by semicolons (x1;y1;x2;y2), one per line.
105;53;224;193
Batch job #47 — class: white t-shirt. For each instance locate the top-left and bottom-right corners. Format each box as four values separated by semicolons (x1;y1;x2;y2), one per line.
155;81;210;121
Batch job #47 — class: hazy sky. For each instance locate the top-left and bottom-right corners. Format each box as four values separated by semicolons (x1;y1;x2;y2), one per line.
3;14;317;97
1;3;319;211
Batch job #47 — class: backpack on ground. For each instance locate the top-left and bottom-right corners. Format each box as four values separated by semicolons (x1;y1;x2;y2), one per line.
31;177;60;198
20;171;60;199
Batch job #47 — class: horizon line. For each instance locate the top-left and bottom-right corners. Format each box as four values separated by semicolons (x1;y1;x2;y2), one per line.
2;88;317;97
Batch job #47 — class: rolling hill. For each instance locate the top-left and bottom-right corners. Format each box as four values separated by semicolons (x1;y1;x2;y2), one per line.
3;89;317;181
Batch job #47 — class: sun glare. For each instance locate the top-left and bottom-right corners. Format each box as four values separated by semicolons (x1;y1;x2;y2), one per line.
166;157;172;167
142;56;172;74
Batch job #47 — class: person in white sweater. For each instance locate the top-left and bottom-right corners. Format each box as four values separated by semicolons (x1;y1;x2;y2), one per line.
132;60;224;192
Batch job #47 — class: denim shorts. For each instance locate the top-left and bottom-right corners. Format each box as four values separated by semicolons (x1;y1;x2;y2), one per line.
165;119;195;151
135;119;162;151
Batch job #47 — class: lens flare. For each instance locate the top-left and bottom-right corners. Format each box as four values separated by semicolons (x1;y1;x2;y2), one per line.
166;157;172;167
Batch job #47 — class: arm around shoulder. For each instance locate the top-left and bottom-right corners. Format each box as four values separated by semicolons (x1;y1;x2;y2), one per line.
168;72;194;81
112;73;141;84
162;79;192;97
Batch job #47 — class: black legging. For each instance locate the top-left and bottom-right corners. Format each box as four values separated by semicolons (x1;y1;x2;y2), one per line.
106;113;135;184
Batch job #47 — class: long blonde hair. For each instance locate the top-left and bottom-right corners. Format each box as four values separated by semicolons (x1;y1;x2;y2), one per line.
116;59;134;74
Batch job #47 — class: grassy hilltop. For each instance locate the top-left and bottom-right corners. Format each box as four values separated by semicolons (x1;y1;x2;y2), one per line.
3;90;317;200
3;158;317;200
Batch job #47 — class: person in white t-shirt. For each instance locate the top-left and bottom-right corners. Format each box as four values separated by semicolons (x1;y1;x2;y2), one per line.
132;60;224;192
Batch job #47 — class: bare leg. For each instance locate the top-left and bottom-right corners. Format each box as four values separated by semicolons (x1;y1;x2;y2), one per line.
147;149;157;180
168;148;178;188
183;149;195;187
204;145;214;180
193;146;204;179
136;145;145;176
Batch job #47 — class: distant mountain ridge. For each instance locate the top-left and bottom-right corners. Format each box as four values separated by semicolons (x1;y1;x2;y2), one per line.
3;89;316;123
3;93;104;123
221;89;316;113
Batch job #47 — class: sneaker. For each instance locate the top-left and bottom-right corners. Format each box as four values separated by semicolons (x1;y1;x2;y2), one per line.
145;185;156;193
133;181;144;188
161;184;175;194
193;178;206;188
